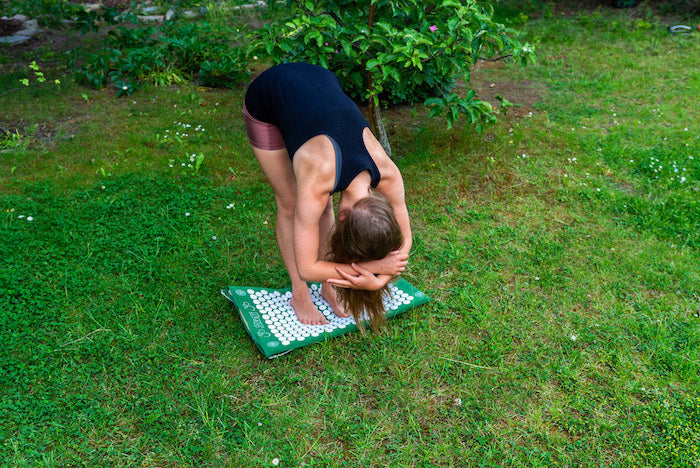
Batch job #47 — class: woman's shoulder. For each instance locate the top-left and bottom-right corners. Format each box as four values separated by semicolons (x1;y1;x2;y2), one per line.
363;129;400;177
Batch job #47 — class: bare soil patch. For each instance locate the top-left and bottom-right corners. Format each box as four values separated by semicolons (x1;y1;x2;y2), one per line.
472;60;543;119
0;19;24;36
1;26;104;65
531;0;698;18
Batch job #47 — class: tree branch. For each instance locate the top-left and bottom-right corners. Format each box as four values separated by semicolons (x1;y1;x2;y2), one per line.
0;85;76;99
366;3;376;133
363;3;391;157
297;1;344;26
478;54;513;62
0;87;25;99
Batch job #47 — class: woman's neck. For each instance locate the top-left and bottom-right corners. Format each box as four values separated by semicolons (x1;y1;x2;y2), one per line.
339;171;371;214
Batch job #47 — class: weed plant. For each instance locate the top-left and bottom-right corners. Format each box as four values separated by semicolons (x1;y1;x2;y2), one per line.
69;19;250;95
1;5;699;467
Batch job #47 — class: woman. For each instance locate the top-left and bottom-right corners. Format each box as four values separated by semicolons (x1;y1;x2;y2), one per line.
243;62;412;329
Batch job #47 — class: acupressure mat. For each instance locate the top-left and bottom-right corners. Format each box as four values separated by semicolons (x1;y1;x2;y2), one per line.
221;278;430;358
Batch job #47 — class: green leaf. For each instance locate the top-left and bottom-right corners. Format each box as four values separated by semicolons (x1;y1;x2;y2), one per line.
340;38;353;56
450;106;459;124
388;66;401;83
428;106;443;119
465;107;476;123
194;153;205;174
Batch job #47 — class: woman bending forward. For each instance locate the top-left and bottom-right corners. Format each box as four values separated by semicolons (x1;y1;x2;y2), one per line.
243;62;412;330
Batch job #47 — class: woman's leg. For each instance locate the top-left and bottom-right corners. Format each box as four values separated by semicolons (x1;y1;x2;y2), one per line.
252;147;329;325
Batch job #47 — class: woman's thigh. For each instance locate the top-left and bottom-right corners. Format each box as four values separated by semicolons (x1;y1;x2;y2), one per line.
253;147;297;214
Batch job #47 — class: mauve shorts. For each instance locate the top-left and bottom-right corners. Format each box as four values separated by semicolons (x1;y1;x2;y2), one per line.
242;103;286;151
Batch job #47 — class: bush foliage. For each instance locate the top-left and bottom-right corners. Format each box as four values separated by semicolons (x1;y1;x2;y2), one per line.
68;18;249;95
248;0;535;130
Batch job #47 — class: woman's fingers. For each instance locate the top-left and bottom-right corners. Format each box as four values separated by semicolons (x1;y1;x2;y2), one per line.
326;278;354;288
327;267;362;289
350;262;371;275
327;262;396;290
339;266;361;281
389;254;407;275
330;265;381;290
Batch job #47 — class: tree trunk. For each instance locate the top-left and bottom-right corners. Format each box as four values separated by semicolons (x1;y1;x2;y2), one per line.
366;3;393;157
371;100;392;157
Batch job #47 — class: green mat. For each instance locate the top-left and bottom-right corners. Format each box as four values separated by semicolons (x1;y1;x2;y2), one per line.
221;278;430;358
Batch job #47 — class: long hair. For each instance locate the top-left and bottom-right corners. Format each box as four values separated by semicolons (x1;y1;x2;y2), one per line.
328;192;403;332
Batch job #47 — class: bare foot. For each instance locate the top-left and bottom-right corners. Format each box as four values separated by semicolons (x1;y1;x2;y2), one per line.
289;294;329;325
321;283;350;318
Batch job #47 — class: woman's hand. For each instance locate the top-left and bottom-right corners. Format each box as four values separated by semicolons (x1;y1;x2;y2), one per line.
326;264;391;290
363;250;408;277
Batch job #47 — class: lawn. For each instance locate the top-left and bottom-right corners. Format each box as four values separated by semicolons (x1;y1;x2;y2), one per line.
1;3;699;467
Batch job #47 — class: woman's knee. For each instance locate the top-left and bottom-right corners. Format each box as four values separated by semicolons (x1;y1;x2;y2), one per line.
275;193;296;218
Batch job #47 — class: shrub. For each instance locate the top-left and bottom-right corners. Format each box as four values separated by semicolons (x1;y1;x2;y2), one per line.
69;19;250;96
199;52;250;88
248;0;535;131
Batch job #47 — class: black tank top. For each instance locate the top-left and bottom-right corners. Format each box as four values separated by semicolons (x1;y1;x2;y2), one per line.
244;63;381;194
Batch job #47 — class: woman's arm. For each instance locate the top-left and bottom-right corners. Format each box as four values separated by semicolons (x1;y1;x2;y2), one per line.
361;127;413;257
293;191;394;288
376;159;413;256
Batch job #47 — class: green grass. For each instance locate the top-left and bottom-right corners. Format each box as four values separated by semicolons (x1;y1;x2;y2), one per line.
1;7;699;467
